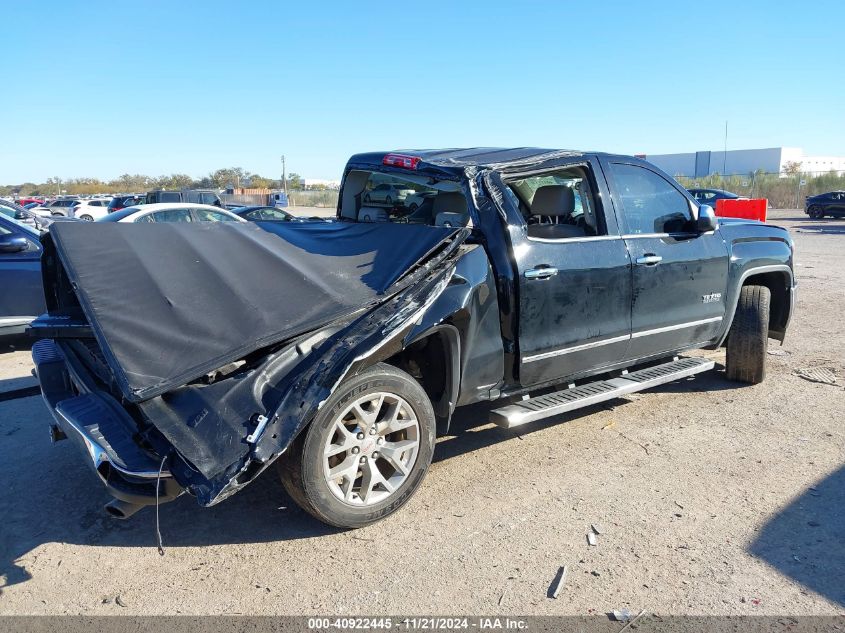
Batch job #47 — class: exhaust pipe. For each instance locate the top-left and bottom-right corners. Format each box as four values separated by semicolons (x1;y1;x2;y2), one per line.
104;499;144;520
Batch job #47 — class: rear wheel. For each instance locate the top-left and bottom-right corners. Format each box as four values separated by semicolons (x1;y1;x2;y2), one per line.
809;206;824;219
277;362;436;528
79;214;94;221
725;284;771;384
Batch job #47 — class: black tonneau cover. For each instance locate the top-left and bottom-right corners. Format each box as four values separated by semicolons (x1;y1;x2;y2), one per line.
46;221;459;402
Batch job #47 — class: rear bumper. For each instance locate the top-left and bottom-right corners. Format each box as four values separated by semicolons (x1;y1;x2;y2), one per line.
32;339;183;507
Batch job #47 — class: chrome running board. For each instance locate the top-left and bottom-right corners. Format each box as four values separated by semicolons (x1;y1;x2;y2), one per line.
490;357;715;428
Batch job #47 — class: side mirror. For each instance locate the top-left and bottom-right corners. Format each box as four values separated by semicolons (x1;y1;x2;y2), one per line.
0;234;29;253
14;210;28;220
696;204;718;232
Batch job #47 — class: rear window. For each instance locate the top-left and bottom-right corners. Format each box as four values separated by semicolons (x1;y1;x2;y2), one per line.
341;169;469;227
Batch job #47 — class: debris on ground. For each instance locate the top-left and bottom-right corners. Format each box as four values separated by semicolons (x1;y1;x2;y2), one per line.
115;595;127;608
550;565;567;599
618;610;647;631
795;367;837;385
611;608;633;622
602;421;616;430
591;523;604;535
767;349;789;356
587;532;597;546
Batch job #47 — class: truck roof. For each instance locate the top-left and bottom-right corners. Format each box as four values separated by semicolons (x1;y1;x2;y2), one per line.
346;147;593;173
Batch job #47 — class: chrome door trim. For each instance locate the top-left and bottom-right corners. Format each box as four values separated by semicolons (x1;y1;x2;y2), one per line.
522;334;631;364
631;316;723;339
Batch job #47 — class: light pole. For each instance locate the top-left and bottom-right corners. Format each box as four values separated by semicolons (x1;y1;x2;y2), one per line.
281;155;288;196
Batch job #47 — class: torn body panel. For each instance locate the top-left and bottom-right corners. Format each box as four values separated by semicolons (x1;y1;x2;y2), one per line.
34;220;482;506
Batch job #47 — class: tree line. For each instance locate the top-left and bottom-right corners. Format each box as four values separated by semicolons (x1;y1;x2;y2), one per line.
0;167;309;197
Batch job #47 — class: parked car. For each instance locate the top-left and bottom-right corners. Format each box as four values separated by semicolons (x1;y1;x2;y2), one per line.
687;188;747;207
363;183;415;206
17;197;45;207
231;206;297;221
146;189;222;207
107;194;144;213
805;191;845;219
31;198;80;217
0;215;45;335
98;203;246;223
31;148;796;528
71;198;113;221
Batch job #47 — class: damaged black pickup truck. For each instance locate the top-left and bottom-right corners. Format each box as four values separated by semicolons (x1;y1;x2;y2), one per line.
30;148;797;528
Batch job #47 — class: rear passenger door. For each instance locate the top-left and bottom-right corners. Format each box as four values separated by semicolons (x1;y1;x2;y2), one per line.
503;159;634;386
603;160;729;360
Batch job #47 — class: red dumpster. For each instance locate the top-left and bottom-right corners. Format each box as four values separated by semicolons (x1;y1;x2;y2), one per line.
715;198;767;222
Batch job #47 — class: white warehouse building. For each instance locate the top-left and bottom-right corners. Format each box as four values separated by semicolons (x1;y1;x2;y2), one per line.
643;147;845;178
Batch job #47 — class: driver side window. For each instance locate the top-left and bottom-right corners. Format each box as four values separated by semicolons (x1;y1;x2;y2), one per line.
609;163;691;234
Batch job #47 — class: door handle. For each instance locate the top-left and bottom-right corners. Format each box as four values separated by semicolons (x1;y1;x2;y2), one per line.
635;254;663;266
525;266;559;280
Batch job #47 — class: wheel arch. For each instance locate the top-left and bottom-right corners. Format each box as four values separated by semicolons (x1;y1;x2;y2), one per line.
715;265;794;346
382;325;461;435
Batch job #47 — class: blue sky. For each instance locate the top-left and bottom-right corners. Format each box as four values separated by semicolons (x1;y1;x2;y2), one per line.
1;0;843;182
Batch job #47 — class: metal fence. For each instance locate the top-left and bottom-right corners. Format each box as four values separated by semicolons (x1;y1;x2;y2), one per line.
675;170;845;209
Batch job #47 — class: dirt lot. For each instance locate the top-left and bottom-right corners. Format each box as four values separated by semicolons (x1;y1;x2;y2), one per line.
0;209;842;615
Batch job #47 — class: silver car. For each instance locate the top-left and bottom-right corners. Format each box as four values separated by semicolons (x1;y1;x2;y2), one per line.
363;183;415;206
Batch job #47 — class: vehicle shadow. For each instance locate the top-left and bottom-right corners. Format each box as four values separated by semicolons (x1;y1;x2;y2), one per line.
794;223;845;235
748;464;845;607
0;365;740;593
0;393;339;593
435;366;743;463
0;335;33;355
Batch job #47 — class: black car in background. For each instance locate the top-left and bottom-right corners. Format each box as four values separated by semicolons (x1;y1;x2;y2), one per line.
231;206;297;221
687;188;746;207
107;195;145;213
805;191;845;219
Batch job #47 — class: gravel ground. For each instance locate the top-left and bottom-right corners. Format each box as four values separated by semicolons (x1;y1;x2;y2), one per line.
0;209;842;615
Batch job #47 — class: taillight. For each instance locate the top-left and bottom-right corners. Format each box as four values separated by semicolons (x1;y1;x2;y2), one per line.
383;153;420;169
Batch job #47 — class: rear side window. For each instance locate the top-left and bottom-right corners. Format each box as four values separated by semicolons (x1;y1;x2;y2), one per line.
609;163;691;234
199;193;219;206
194;208;238;222
147;209;193;223
159;192;181;203
242;207;290;221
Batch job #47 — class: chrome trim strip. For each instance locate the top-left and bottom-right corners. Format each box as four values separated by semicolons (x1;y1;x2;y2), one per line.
523;334;630;363
527;235;621;244
621;232;698;239
631;316;722;338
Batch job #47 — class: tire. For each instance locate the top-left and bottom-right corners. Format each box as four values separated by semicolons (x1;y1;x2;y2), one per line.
809;206;824;219
79;214;94;221
725;285;771;384
277;362;436;528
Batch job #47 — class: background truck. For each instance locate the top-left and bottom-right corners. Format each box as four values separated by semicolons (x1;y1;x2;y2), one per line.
31;148;796;529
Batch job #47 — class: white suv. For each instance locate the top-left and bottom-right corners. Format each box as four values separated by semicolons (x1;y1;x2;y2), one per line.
71;198;113;221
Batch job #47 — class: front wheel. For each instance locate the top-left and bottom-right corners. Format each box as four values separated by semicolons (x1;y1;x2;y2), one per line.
79;214;94;221
277;362;435;528
809;206;824;219
725;284;771;384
